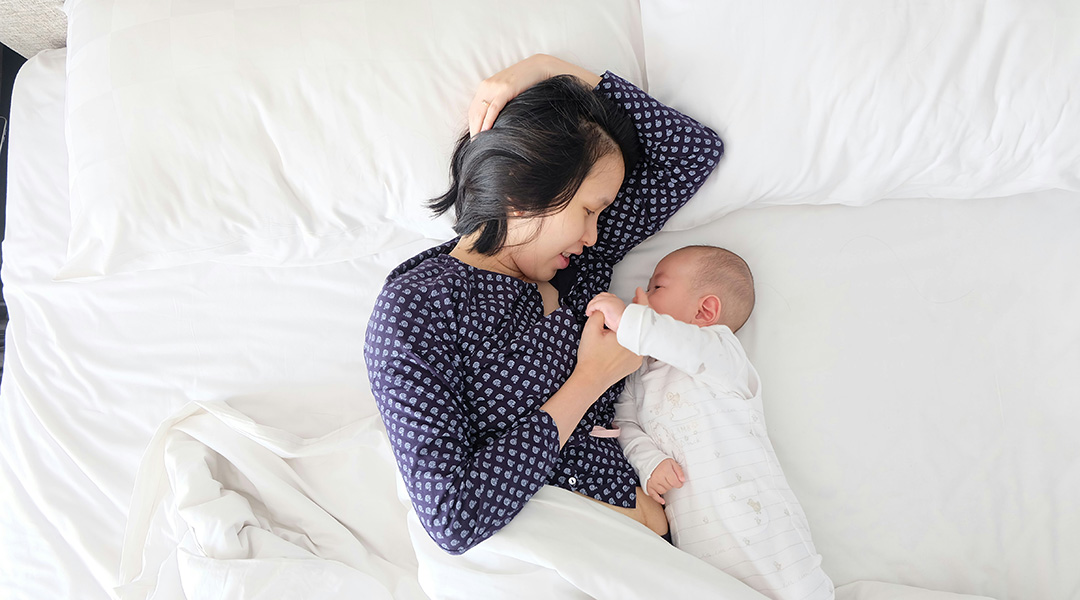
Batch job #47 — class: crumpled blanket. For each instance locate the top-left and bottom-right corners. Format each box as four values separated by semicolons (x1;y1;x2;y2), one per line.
117;401;767;599
116;401;425;600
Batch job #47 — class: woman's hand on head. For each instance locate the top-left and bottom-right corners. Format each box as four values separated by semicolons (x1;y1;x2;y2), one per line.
469;54;602;137
575;311;642;391
470;54;553;137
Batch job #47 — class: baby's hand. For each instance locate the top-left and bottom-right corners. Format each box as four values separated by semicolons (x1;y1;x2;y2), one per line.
586;292;628;332
645;458;685;506
632;286;650;307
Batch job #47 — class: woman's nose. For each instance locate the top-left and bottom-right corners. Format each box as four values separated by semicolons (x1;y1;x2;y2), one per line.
582;221;598;247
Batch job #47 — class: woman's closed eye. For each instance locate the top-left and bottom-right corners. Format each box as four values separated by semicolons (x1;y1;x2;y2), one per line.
585;208;597;217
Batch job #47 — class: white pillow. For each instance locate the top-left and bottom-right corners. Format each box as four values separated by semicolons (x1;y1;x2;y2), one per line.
60;0;646;279
639;0;1080;228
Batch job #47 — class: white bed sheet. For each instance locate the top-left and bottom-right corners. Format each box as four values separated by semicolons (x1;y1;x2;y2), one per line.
3;49;1078;600
1;48;433;600
614;193;1080;599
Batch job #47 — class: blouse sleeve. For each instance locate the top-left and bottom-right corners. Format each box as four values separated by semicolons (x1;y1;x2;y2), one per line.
589;71;724;265
364;278;561;555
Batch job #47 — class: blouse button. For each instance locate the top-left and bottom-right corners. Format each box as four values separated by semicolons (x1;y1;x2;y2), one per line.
568;476;578;486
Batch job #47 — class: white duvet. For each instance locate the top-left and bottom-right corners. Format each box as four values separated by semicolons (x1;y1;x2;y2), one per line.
117;402;424;600
118;402;770;600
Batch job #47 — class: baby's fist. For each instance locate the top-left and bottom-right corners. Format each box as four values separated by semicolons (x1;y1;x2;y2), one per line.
645;458;685;505
586;292;627;332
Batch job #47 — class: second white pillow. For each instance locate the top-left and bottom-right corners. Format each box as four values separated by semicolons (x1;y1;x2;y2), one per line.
639;0;1080;228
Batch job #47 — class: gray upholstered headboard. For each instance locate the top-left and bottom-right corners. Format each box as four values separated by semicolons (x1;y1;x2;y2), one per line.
0;0;67;58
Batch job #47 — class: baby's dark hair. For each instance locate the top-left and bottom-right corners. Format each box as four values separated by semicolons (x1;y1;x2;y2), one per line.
428;74;640;255
678;245;755;332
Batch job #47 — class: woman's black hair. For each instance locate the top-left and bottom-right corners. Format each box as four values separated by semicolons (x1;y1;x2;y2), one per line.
428;74;641;255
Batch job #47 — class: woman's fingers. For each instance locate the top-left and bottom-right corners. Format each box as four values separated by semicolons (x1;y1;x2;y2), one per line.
469;94;490;138
469;108;480;138
479;97;502;134
469;77;515;137
469;96;499;137
469;55;554;137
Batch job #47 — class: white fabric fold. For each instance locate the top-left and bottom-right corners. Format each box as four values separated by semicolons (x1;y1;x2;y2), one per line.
116;401;425;600
407;484;769;599
118;402;769;599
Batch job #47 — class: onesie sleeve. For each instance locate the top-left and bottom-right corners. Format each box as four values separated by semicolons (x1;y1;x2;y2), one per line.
613;375;674;497
589;71;724;265
364;278;561;555
616;304;749;391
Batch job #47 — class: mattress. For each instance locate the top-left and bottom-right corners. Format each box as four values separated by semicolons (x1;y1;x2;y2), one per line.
3;48;1078;600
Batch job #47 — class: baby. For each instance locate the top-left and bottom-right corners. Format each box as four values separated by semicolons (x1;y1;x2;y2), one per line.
587;245;835;600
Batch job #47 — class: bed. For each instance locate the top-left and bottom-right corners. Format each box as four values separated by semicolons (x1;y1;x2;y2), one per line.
1;1;1077;599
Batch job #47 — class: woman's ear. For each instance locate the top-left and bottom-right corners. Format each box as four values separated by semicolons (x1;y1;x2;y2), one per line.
695;295;722;327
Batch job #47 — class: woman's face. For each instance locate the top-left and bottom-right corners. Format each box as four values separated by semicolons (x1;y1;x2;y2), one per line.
502;152;625;283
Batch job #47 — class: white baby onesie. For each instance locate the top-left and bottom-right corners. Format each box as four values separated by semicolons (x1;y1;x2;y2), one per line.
614;304;834;600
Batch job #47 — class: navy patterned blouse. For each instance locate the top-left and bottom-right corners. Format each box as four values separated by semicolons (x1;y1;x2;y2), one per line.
365;71;723;555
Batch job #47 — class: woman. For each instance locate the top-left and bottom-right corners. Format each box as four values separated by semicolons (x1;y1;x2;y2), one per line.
364;54;723;556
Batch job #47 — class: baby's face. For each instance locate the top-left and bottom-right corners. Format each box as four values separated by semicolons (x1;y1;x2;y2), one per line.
640;251;702;324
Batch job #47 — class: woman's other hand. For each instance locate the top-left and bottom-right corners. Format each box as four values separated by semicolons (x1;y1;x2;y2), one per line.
576;311;642;390
469;54;602;137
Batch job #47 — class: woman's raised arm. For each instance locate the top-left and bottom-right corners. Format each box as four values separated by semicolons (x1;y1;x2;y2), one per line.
588;72;724;265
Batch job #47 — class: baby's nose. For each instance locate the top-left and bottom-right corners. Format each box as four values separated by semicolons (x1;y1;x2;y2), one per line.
633;287;648;305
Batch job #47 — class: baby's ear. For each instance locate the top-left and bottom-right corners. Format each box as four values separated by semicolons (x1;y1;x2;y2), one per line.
695;295;722;327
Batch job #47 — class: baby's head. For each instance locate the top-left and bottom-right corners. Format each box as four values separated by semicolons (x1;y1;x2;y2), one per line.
639;245;755;332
